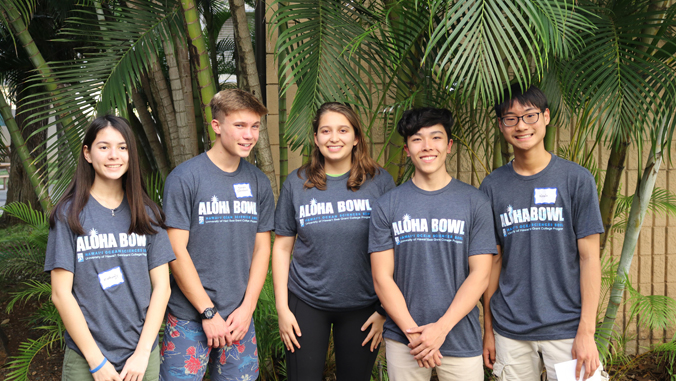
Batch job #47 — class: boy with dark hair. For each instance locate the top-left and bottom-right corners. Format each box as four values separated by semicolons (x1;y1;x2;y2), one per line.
159;89;274;380
369;107;496;381
480;84;604;381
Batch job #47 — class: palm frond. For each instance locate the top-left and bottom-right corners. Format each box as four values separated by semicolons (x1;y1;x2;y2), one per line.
558;0;676;146
272;0;383;150
0;0;38;35
426;0;593;106
0;243;47;279
626;281;676;332
3;331;63;381
5;280;52;313
0;201;48;228
612;187;676;232
18;0;184;201
653;334;676;377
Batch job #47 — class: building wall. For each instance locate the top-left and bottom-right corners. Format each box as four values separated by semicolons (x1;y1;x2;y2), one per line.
264;2;676;354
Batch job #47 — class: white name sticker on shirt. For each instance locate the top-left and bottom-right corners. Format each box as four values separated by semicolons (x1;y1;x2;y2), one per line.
233;183;253;198
534;188;558;204
98;266;125;290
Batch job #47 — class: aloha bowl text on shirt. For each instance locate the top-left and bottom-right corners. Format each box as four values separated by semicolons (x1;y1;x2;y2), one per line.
76;229;147;263
297;198;372;227
391;214;466;246
197;194;258;225
498;187;565;237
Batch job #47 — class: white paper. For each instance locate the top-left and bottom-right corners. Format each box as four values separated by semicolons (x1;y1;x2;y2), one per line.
554;359;605;381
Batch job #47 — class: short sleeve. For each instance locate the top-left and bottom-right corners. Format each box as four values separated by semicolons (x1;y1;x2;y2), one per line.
257;174;275;232
147;228;176;270
44;211;76;273
572;171;604;239
163;171;193;231
274;179;297;236
377;169;396;194
468;198;499;256
479;180;502;246
368;198;394;253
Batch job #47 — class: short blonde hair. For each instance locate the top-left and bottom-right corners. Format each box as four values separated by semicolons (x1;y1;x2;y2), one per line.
209;89;268;122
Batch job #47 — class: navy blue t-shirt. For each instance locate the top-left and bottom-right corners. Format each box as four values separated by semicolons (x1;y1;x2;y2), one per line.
479;154;604;340
369;179;497;357
275;168;395;310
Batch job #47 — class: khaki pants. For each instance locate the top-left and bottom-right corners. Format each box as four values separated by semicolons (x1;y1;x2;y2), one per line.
493;330;609;381
385;338;484;381
62;345;160;381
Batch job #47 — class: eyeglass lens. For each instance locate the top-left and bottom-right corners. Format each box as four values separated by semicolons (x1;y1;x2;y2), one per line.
502;113;540;127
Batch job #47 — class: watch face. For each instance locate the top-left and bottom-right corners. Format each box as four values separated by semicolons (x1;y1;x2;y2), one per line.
202;308;216;319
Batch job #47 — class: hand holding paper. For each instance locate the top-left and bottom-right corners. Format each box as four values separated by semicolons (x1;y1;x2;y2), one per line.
554;359;607;381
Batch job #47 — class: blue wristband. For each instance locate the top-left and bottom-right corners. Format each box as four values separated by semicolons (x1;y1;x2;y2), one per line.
90;357;107;374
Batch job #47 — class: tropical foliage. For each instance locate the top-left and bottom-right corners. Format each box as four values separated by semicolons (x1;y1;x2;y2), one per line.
0;202;62;381
2;0;676;378
272;0;676;356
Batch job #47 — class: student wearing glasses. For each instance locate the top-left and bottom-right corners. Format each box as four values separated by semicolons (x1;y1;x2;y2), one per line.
479;85;604;381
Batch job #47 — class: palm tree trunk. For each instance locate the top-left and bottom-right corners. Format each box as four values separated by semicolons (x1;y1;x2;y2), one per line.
164;35;199;164
500;134;513;165
203;2;221;89
492;126;503;171
192;76;207;152
126;104;153;175
229;0;279;199
175;32;199;159
544;125;556;152
2;2;79;160
181;0;217;144
599;115;671;349
131;88;170;177
278;19;289;185
598;139;630;253
147;51;179;168
0;93;51;212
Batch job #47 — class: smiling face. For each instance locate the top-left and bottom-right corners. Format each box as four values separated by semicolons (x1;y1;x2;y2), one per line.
404;124;453;177
498;101;550;154
212;109;261;159
83;126;129;185
314;111;358;173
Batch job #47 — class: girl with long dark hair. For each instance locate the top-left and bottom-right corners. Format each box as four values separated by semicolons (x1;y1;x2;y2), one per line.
46;115;174;381
272;103;395;380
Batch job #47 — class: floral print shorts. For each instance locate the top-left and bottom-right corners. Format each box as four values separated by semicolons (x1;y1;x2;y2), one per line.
159;313;258;381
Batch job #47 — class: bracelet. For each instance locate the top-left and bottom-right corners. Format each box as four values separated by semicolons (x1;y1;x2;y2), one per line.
90;357;107;374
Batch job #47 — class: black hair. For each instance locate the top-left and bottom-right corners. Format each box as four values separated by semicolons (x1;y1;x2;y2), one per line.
396;107;454;143
494;84;549;118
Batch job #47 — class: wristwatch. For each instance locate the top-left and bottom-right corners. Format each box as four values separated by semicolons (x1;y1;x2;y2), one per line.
200;306;217;320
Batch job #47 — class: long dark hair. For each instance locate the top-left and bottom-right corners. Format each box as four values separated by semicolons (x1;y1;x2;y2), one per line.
49;115;166;235
300;102;379;191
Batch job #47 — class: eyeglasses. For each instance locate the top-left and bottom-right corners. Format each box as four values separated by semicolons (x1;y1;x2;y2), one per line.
499;112;542;127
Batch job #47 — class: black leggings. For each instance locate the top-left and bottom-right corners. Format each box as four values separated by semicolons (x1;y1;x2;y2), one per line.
285;291;380;381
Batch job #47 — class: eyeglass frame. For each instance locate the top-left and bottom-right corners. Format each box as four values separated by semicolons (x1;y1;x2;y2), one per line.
498;112;543;127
